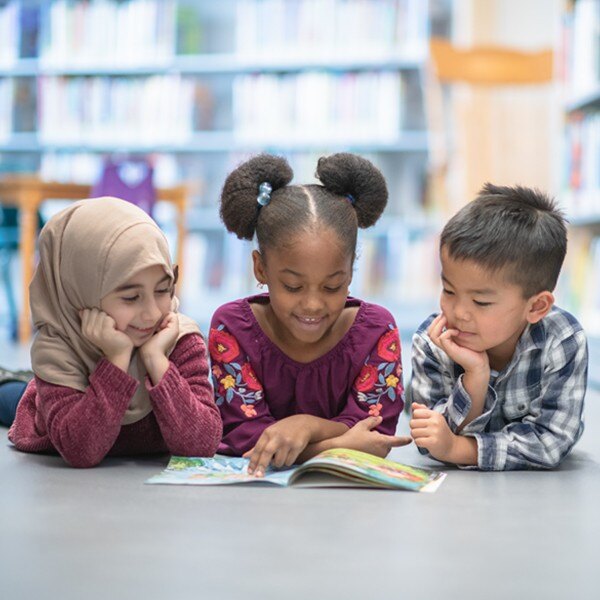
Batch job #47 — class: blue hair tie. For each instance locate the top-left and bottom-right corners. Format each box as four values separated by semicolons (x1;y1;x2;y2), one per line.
257;182;272;207
346;193;356;205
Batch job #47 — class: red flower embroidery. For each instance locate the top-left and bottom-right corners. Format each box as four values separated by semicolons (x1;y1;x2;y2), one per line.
377;328;400;362
209;328;240;363
241;404;257;418
355;364;378;392
241;363;262;392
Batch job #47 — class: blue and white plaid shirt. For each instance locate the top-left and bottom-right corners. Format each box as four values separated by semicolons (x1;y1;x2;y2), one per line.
409;306;588;470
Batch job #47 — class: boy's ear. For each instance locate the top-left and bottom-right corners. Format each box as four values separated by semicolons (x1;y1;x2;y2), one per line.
252;250;267;285
527;291;554;324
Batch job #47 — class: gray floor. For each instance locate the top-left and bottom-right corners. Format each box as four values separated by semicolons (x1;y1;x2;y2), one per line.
1;344;599;600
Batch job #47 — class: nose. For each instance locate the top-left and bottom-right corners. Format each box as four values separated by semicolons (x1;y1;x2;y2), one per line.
453;299;471;323
141;297;162;324
300;290;325;314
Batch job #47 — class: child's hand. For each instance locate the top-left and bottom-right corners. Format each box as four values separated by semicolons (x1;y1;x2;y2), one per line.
139;312;179;360
243;416;313;477
80;308;133;367
333;416;412;458
427;314;489;375
410;402;456;462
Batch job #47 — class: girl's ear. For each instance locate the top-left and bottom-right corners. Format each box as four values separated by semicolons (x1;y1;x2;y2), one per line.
252;250;267;285
527;291;554;324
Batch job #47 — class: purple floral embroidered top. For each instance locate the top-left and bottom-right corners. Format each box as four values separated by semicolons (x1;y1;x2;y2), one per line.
208;294;404;456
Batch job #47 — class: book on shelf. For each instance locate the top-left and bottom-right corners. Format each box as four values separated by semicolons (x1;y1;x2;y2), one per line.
145;447;447;492
563;0;600;99
235;0;427;61
232;71;405;143
38;0;176;67
563;112;600;219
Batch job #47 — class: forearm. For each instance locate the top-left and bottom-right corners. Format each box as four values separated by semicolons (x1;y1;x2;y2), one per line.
141;352;170;386
149;361;222;456
446;434;478;466
40;360;137;467
458;369;490;431
106;350;133;374
296;424;350;463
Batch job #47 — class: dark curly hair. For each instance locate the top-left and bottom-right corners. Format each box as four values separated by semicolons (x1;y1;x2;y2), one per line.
440;183;567;297
220;153;388;262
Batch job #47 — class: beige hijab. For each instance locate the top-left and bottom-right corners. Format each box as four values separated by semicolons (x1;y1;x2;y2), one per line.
30;196;200;425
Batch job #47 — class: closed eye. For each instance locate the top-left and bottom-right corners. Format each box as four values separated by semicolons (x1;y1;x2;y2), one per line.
474;300;492;307
284;285;301;293
121;295;139;303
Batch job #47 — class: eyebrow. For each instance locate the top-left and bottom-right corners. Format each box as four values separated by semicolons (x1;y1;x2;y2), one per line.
441;274;497;295
114;274;170;292
280;268;347;278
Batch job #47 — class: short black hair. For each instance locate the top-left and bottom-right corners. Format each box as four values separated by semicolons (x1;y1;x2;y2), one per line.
440;183;567;297
220;153;388;262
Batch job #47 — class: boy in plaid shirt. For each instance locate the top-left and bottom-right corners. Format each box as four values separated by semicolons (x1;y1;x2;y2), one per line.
409;183;587;470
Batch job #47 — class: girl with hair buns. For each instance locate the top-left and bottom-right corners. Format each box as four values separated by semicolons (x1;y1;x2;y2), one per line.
210;153;410;477
6;197;222;467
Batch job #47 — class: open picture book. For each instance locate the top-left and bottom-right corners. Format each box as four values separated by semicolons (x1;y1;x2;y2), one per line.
146;448;446;492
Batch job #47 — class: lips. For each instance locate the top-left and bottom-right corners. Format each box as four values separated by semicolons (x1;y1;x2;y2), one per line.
455;330;475;339
129;325;156;335
294;315;325;327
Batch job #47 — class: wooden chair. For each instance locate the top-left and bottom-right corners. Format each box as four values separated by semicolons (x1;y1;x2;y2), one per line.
425;37;554;214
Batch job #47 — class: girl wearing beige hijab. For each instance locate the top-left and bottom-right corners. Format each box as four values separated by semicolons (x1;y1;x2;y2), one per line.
7;197;222;467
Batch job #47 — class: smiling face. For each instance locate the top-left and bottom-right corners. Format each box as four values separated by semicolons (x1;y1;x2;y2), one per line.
439;247;552;368
100;264;173;347
253;226;353;352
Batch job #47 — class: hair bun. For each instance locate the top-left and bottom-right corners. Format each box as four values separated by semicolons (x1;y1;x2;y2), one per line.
315;153;388;228
220;154;294;240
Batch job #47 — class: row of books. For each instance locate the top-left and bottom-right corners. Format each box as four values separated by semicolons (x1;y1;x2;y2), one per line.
235;0;428;59
0;0;177;67
564;111;600;219
0;0;428;67
562;0;600;98
232;72;405;141
37;75;196;145
0;72;411;145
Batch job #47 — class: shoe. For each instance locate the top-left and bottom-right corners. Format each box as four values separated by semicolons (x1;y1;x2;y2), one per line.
0;366;34;384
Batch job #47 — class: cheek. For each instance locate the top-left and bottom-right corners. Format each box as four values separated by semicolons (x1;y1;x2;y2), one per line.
157;295;173;316
107;308;132;331
439;295;450;313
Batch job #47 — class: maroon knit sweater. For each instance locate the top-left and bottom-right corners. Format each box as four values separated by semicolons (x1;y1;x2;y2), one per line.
8;333;222;468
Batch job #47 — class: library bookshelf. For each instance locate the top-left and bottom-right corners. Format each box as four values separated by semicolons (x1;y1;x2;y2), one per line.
0;0;445;337
559;0;600;386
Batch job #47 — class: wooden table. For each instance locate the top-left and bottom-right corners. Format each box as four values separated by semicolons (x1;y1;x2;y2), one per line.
0;176;187;343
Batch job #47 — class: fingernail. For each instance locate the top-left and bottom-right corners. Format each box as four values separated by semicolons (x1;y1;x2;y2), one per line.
255;470;263;477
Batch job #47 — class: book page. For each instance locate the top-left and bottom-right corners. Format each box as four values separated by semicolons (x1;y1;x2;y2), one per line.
292;448;446;492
